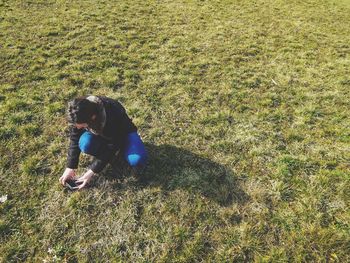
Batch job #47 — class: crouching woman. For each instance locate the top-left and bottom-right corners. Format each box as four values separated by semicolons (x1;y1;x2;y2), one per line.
59;95;147;189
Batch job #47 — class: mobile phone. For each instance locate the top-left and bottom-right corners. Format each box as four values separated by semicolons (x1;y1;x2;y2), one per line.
65;179;82;190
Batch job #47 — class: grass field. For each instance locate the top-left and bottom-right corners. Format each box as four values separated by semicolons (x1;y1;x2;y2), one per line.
1;0;350;262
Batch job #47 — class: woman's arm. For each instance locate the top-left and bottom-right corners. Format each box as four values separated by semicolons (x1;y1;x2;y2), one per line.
66;126;84;169
88;144;119;173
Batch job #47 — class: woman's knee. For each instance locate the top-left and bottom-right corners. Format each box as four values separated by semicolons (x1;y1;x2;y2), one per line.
126;153;147;167
79;132;99;155
124;132;147;167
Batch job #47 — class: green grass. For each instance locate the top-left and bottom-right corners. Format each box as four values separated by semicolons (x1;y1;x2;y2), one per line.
1;0;349;261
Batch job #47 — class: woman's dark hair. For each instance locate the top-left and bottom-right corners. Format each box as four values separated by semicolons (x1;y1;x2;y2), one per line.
67;97;98;125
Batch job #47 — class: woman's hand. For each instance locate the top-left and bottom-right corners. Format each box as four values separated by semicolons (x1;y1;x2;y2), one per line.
76;169;95;189
59;168;76;186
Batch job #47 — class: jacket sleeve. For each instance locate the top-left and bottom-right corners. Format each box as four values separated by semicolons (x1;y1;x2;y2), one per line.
66;126;83;169
89;145;119;173
89;159;108;174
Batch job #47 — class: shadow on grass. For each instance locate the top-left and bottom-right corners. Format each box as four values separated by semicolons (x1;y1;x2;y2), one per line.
105;143;249;207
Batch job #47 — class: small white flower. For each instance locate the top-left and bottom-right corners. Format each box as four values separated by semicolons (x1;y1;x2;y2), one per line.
0;195;7;203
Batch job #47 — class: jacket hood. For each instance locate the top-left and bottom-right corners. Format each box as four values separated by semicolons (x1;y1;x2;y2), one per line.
86;95;106;135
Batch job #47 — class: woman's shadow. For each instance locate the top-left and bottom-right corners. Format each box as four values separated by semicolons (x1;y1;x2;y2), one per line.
105;143;249;207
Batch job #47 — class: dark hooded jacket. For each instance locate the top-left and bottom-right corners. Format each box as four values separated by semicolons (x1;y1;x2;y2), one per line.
66;96;137;173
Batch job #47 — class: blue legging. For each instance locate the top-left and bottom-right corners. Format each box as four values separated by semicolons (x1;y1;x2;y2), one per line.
79;131;147;167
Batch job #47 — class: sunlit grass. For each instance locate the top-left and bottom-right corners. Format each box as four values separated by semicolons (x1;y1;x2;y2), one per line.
0;0;349;261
